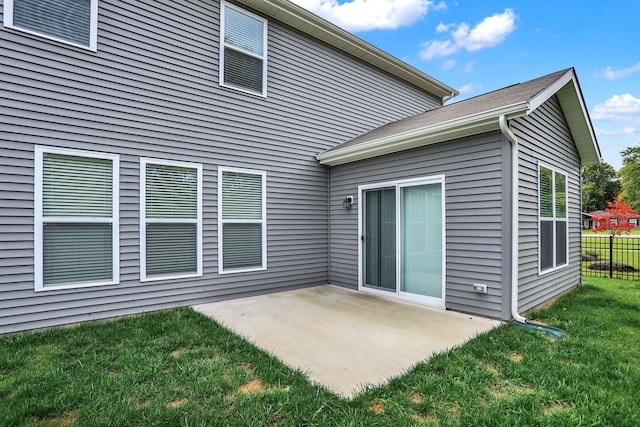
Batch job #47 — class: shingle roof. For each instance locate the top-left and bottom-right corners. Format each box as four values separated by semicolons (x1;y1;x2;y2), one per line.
327;69;569;152
316;68;601;166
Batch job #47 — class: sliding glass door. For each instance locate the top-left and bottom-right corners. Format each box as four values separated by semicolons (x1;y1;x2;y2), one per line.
361;177;444;306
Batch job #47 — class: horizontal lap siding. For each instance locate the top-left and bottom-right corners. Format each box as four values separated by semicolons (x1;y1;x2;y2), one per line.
328;133;507;318
0;0;440;333
513;96;582;312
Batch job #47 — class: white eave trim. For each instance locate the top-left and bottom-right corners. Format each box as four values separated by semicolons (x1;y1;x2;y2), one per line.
317;102;529;166
236;0;457;99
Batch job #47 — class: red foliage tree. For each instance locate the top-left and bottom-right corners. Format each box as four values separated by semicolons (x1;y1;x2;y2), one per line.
591;198;639;235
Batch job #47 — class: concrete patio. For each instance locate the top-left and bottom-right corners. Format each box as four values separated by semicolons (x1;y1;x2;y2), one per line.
193;285;501;398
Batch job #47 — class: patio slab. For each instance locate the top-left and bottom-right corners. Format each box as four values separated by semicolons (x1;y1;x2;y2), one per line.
193;285;501;397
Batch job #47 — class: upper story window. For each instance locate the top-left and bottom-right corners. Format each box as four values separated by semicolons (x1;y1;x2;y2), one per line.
539;164;568;273
220;1;267;96
3;0;98;50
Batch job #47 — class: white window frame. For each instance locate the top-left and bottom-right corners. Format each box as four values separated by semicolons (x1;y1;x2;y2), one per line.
538;162;569;274
357;175;446;308
4;0;99;51
218;167;267;274
219;1;268;97
34;146;119;291
140;158;203;282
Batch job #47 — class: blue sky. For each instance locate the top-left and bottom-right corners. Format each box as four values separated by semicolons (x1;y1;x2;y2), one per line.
291;0;640;170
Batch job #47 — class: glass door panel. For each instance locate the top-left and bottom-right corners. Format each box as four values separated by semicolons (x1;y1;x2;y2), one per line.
364;189;396;290
400;183;442;299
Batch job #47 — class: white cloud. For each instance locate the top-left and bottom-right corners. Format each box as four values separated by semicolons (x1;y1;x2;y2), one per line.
458;82;481;95
419;9;517;60
596;127;637;136
290;0;441;32
592;94;640;122
462;61;475;73
441;58;456;70
601;62;640;80
436;22;450;33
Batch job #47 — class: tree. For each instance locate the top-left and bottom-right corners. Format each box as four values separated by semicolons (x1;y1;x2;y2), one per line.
582;162;620;212
619;144;640;211
591;198;639;235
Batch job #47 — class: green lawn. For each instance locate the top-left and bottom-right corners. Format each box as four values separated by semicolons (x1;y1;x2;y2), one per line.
2;278;639;426
582;235;640;277
582;229;640;234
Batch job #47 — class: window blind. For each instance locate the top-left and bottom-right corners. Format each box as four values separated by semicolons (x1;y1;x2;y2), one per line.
222;223;262;269
220;169;265;272
142;161;200;279
43;153;112;217
38;150;116;288
145;164;198;219
13;0;91;46
223;48;264;94
221;3;266;94
145;223;197;276
43;223;112;285
539;166;553;218
222;171;262;219
224;5;264;55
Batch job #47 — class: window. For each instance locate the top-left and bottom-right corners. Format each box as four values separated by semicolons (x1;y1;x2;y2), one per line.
220;1;267;96
539;164;568;273
35;146;119;290
141;159;202;281
4;0;98;50
218;168;266;273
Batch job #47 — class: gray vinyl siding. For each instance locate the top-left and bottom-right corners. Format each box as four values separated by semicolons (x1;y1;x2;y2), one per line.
0;0;440;333
328;133;508;319
512;95;582;312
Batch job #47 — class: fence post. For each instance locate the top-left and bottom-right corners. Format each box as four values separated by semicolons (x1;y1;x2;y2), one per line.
609;234;614;278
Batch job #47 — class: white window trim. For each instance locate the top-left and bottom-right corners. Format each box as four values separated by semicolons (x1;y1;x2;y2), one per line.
538;162;569;275
34;146;119;291
219;1;268;97
140;158;203;282
218;166;267;274
4;0;99;51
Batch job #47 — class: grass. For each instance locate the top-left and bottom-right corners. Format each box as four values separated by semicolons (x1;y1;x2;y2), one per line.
582;229;640;234
582;234;640;278
1;278;639;426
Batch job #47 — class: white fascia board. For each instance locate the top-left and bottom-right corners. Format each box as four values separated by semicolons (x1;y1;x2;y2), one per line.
237;0;457;99
527;69;574;113
317;102;529;166
557;79;601;166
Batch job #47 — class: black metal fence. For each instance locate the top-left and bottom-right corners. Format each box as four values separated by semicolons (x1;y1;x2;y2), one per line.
582;235;640;280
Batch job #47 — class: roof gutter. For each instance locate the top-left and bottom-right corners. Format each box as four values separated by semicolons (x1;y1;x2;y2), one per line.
317;102;529;166
499;115;527;324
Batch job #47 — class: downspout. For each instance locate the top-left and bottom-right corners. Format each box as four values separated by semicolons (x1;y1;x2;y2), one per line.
499;115;527;324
